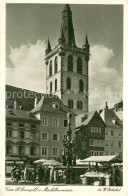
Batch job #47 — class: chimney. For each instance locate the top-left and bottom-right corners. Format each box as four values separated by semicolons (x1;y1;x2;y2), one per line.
34;97;38;108
105;102;108;109
14;100;17;109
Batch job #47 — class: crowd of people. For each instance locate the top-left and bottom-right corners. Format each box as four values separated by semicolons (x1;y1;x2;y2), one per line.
108;165;123;186
11;165;76;184
81;164;123;186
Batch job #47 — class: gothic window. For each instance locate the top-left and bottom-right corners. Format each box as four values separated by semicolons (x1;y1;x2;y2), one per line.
79;79;84;92
67;55;73;72
30;147;36;155
68;99;74;109
66;77;71;90
70;100;74;109
49;61;52;76
77;101;79;109
77;57;82;74
50;81;52;94
55;79;57;91
54;57;58;74
6;145;12;155
79;101;83;109
77;101;83;109
19;146;24;155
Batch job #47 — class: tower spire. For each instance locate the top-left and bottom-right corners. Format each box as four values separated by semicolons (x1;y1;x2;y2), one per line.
45;38;51;54
58;27;65;44
61;4;76;46
82;34;90;61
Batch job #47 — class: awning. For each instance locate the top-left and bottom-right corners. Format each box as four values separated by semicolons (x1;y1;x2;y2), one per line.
34;159;47;164
6;156;28;161
43;159;62;166
82;155;120;163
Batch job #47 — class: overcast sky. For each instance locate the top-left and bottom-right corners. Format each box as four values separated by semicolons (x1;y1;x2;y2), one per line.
6;3;123;111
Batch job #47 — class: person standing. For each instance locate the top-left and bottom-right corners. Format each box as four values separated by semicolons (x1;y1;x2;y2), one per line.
31;167;36;184
45;167;50;184
15;167;20;183
11;165;15;180
24;165;28;182
50;166;54;183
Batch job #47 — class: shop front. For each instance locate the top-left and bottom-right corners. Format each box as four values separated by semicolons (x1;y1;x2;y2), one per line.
6;155;28;176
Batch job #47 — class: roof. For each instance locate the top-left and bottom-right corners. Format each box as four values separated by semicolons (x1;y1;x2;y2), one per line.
101;108;123;127
6;85;42;111
82;155;119;163
31;95;76;115
114;100;123;109
6;108;40;123
76;110;105;127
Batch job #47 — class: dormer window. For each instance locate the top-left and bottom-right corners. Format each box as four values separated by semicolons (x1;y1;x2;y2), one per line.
112;118;120;125
52;103;59;110
8;110;15;115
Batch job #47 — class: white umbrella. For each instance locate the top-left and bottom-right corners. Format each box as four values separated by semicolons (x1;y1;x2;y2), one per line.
34;159;47;164
43;159;62;166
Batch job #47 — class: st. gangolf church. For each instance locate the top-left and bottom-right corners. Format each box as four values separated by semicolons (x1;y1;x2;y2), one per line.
45;4;90;115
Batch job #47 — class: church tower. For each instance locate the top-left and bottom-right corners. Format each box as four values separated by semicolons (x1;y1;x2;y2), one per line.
45;4;90;115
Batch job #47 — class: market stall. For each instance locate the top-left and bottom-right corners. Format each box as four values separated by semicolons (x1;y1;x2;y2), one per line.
79;155;122;186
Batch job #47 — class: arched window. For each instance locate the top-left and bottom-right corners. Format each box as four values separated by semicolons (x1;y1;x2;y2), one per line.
77;101;83;110
79;79;83;92
67;55;73;72
50;81;52;94
68;99;74;109
55;79;57;92
54;57;58;74
66;77;71;90
49;61;52;76
77;101;80;109
77;57;82;74
68;100;70;108
79;101;83;109
70;100;74;109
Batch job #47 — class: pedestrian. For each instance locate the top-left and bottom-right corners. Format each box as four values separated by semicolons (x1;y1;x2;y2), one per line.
114;166;120;186
50;166;54;183
28;166;32;183
11;165;15;180
63;169;66;183
45;167;50;184
24;165;28;182
37;166;42;183
65;168;70;184
31;167;36;184
15;167;20;183
70;169;75;184
21;167;24;180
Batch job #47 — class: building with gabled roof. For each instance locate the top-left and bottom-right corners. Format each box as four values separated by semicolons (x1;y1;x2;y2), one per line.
6;108;40;175
75;111;106;159
31;94;76;161
100;102;123;160
113;100;123;121
6;85;42;111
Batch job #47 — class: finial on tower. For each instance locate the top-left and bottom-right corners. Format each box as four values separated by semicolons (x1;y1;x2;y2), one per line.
63;4;71;13
58;27;65;44
82;34;90;61
45;38;51;55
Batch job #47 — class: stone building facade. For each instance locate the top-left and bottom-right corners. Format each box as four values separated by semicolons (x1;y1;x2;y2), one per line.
31;95;76;161
100;103;123;160
75;111;106;159
6;107;40;174
45;4;90;115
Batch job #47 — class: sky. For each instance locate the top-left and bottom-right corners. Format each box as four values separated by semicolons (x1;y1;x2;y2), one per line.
6;3;123;111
